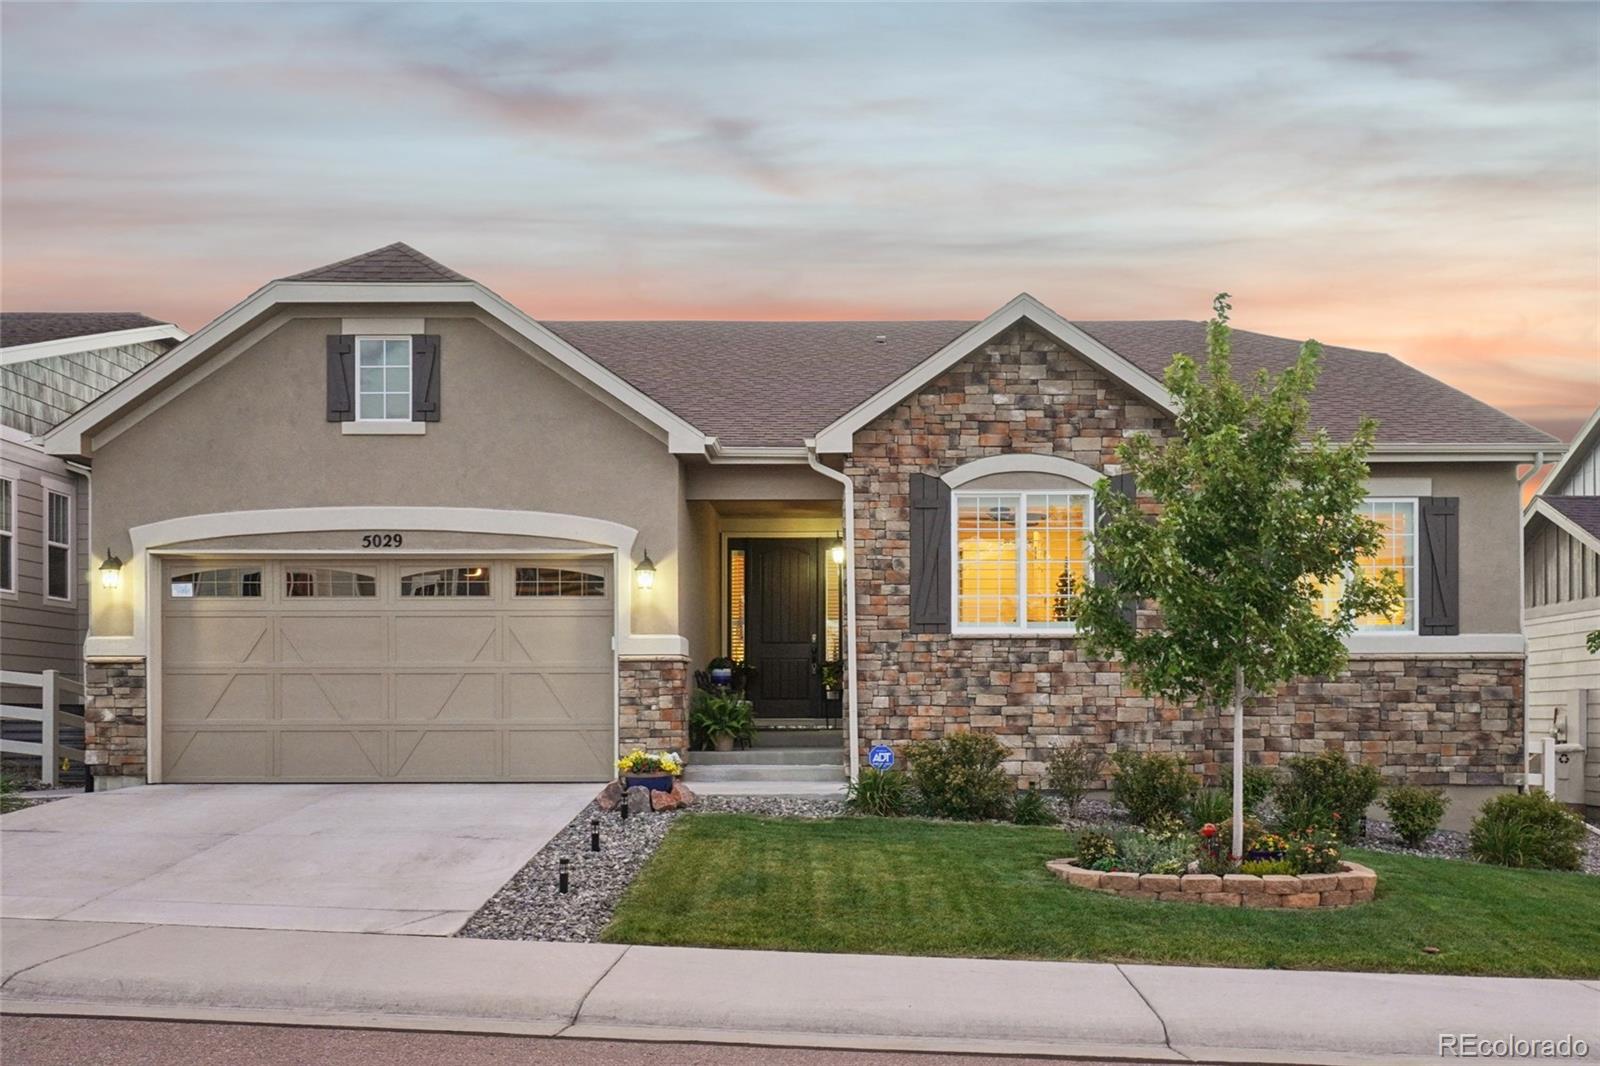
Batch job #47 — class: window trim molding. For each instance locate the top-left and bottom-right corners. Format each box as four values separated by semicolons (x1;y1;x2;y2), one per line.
41;473;74;605
0;471;16;597
942;453;1103;489
1333;495;1420;637
353;335;414;423
950;487;1094;637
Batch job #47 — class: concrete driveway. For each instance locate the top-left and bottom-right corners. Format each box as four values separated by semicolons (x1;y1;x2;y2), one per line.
0;783;594;935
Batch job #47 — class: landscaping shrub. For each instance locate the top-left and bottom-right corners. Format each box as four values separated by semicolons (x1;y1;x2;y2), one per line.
1109;751;1195;826
904;732;1013;821
1044;741;1104;816
1381;785;1449;847
1187;787;1232;828
1272;750;1381;842
1283;824;1344;874
1143;812;1190;841
1239;858;1294;876
1011;786;1057;826
1112;830;1192;875
1071;828;1117;866
846;767;912;818
1220;765;1276;814
1469;791;1586;871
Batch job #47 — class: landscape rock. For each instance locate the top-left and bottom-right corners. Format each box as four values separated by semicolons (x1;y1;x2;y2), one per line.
625;786;653;817
650;788;681;812
595;780;624;811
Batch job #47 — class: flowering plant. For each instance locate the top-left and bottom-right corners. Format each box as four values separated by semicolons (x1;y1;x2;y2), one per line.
1195;821;1238;875
1246;831;1289;861
616;750;683;777
1284;823;1342;874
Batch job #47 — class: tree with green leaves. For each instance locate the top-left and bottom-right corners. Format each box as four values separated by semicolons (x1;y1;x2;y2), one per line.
1072;294;1401;860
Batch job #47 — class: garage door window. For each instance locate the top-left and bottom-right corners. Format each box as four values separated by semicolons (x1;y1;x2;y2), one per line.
285;568;377;598
515;567;604;597
170;567;263;598
400;566;490;597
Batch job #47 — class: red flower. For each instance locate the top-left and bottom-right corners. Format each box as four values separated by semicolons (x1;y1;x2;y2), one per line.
1200;823;1218;838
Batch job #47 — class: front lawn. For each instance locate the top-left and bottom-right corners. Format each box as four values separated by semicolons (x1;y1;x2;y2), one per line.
602;814;1600;978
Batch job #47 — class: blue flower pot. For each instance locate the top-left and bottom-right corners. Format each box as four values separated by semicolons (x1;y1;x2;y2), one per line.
710;668;733;687
625;772;674;793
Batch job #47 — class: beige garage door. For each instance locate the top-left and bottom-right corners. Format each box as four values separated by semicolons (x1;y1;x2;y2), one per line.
159;557;614;782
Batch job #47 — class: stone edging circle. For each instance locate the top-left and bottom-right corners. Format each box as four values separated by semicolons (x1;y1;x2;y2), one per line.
1046;858;1378;909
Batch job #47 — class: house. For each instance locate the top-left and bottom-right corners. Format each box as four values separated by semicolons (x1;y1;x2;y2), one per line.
2;314;186;723
39;243;1556;817
1523;404;1600;815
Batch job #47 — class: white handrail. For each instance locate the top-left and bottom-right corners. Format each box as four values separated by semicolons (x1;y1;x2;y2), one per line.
0;668;86;787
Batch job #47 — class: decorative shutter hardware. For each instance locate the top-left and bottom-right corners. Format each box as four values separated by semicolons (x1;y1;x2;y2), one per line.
1418;496;1459;635
411;334;441;422
326;335;355;422
1097;472;1139;628
909;473;952;632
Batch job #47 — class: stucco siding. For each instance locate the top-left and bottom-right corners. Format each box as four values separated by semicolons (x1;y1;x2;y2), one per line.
86;311;685;639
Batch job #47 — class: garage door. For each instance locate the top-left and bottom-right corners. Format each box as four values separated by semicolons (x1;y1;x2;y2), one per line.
159;557;614;782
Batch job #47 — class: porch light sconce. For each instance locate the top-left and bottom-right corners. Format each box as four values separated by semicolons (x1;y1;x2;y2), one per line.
635;548;656;591
99;549;124;591
830;530;846;566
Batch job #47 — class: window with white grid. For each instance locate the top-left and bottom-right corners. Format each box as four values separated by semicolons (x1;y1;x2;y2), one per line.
1315;498;1417;633
954;490;1092;633
355;337;412;421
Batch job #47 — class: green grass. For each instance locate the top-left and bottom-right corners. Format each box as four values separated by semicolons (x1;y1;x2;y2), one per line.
602;814;1600;978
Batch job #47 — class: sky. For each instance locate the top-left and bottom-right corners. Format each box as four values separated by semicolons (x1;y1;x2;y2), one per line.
3;2;1596;441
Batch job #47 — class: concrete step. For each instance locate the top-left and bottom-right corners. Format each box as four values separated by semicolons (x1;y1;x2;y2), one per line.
752;728;844;749
690;780;849;799
694;747;845;767
688;763;848;783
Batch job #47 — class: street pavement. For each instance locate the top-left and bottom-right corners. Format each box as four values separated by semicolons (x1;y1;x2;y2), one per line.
2;918;1596;1064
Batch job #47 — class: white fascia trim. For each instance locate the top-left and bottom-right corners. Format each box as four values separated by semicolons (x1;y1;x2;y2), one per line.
705;439;811;464
43;280;712;458
1524;498;1600;555
1345;633;1525;655
942;453;1103;488
1367;443;1559;463
1537;405;1600;495
813;293;1176;454
0;324;188;367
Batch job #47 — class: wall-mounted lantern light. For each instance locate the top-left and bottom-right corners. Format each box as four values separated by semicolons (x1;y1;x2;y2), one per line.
830;530;846;566
635;548;656;590
99;549;124;591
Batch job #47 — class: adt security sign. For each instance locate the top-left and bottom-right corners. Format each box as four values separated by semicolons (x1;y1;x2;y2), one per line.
867;744;895;771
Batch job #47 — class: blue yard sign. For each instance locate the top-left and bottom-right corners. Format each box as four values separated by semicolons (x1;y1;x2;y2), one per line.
867;744;895;771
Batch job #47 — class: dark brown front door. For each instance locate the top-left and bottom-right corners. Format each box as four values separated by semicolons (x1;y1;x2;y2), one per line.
742;538;821;719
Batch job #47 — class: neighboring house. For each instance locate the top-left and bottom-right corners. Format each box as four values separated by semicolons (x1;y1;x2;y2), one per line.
1;314;185;721
1523;405;1600;815
40;243;1556;816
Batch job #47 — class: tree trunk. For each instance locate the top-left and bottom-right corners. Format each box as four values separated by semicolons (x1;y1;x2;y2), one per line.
1231;663;1246;862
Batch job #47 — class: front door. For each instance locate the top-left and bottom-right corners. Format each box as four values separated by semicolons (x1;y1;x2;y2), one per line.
742;538;821;718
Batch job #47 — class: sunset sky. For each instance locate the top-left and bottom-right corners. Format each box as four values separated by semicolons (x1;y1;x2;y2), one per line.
3;2;1595;440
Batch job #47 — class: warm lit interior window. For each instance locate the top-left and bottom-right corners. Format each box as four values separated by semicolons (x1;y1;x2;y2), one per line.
1314;499;1417;631
955;492;1090;631
728;548;746;661
824;552;843;660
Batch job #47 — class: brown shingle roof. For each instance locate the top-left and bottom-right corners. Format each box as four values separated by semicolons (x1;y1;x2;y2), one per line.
1;312;168;348
279;242;472;283
1544;496;1600;541
547;318;1559;449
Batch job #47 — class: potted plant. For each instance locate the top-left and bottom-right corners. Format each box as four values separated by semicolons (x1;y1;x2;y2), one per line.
690;689;755;752
616;749;683;792
821;659;844;700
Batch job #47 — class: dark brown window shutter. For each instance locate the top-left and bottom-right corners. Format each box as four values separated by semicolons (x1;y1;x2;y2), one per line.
1097;473;1139;627
326;335;355;422
1419;496;1459;635
909;472;951;632
411;334;441;422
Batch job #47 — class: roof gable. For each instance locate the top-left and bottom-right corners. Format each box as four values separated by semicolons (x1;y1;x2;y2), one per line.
1539;405;1600;496
279;242;472;284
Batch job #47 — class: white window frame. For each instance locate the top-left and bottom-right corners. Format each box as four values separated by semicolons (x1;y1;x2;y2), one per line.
1321;496;1419;636
951;488;1094;636
0;474;15;596
42;475;73;604
354;335;413;423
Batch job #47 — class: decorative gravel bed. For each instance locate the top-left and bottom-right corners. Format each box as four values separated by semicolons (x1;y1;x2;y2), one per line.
457;794;844;943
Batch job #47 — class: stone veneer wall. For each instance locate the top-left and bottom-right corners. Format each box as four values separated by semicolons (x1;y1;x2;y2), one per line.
618;656;690;756
83;657;148;786
845;323;1526;787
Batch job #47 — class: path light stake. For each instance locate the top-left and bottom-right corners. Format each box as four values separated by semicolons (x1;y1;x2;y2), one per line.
590;818;601;852
620;797;630;822
558;857;570;895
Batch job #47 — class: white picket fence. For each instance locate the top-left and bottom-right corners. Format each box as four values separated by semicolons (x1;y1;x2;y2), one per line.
1;669;86;786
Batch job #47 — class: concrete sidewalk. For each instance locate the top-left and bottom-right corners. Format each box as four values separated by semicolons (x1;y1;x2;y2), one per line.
2;918;1597;1064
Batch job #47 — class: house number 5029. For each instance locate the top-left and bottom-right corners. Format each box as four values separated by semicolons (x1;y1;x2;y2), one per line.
361;533;403;548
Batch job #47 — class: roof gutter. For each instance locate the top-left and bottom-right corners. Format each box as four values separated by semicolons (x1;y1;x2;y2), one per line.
804;439;859;783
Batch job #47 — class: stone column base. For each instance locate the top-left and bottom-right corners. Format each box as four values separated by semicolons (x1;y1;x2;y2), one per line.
84;657;148;789
618;655;690;757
